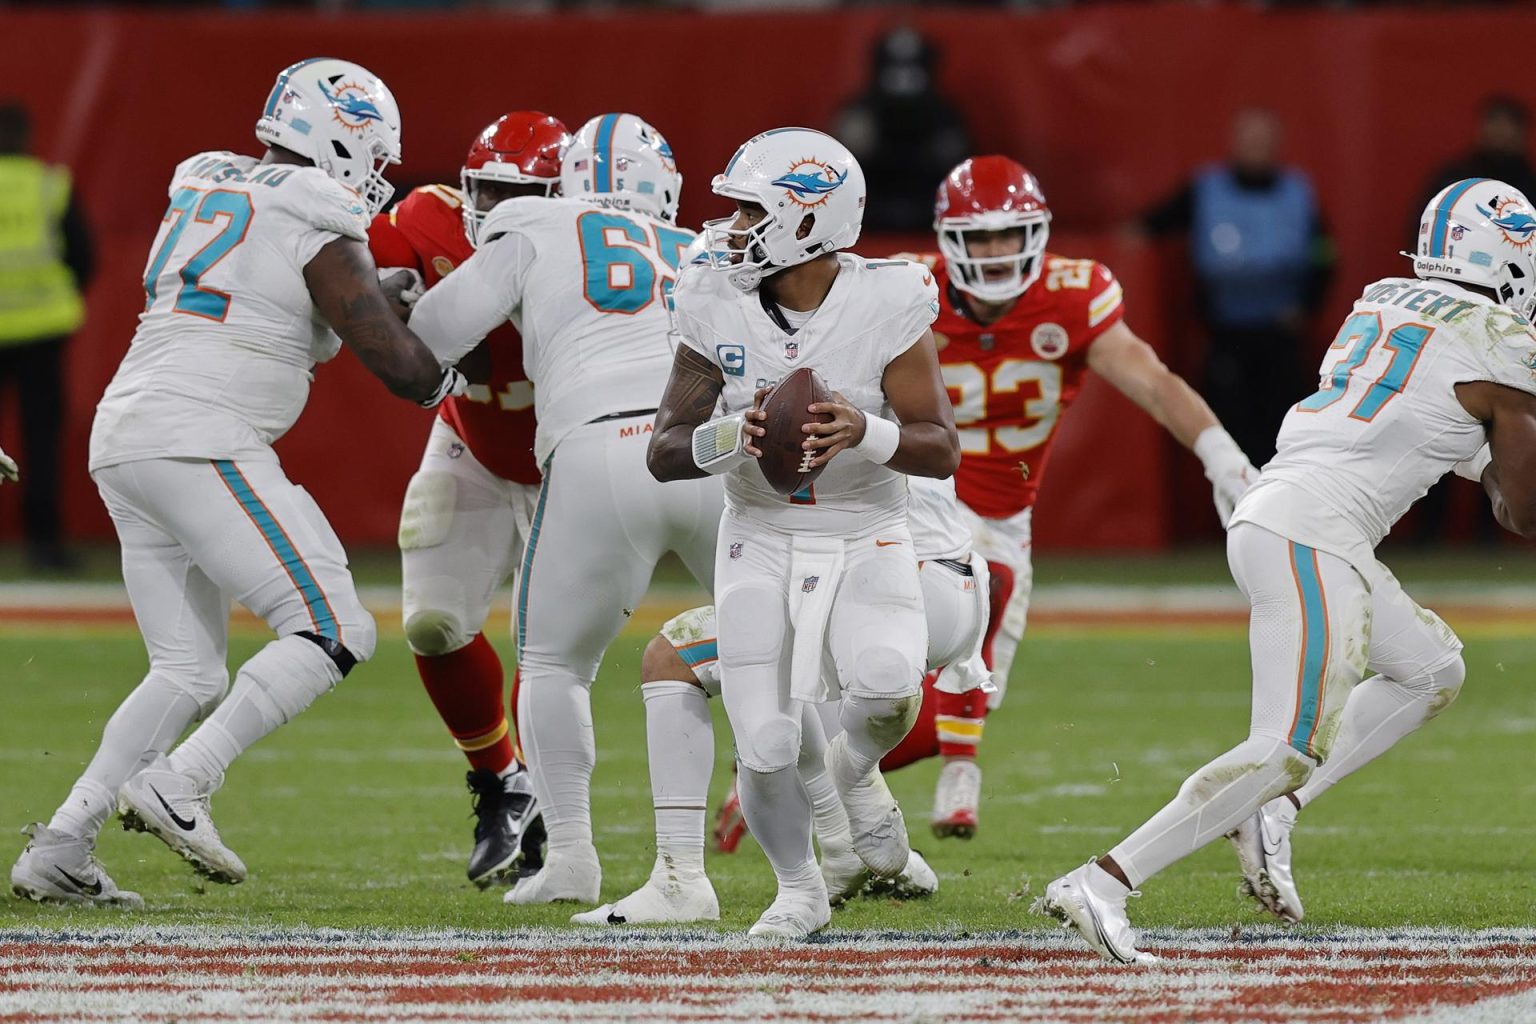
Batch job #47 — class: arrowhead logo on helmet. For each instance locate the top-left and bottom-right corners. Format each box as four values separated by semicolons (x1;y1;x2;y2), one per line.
772;161;849;208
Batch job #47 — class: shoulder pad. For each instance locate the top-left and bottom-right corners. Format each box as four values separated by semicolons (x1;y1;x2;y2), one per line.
282;167;370;242
480;195;562;245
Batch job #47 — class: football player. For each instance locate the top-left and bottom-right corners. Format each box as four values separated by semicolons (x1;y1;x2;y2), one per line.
1039;178;1536;963
571;474;985;925
649;127;960;938
10;58;466;906
408;114;721;907
369;111;567;888
888;156;1256;840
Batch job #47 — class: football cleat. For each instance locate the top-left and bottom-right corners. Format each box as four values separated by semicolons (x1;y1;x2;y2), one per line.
931;759;981;839
747;879;832;940
712;774;748;854
819;839;870;907
517;810;546;880
466;768;540;888
863;849;939;900
826;734;910;877
118;757;245;884
1227;797;1303;923
502;843;600;906
10;823;143;909
570;861;719;926
1035;862;1157;965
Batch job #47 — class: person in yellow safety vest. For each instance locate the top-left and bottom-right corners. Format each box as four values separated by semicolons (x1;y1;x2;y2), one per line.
0;102;93;569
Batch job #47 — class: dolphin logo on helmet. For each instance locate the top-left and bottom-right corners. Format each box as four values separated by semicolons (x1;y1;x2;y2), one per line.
318;79;385;130
1477;196;1536;250
771;164;849;205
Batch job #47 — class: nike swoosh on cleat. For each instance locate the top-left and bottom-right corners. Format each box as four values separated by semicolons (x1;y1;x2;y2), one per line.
1082;894;1135;965
1260;818;1283;858
55;867;103;897
606;912;627;924
150;786;197;832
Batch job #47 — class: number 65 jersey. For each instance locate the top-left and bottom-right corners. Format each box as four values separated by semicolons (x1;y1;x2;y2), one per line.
91;151;369;472
1233;277;1536;565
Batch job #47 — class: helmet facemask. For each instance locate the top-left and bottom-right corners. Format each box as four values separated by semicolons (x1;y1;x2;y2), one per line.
327;134;398;219
938;211;1050;303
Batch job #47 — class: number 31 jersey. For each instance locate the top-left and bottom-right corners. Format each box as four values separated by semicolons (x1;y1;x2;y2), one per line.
927;252;1125;520
91;151;369;472
1233;277;1536;564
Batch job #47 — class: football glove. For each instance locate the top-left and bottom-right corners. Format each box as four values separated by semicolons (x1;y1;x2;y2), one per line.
1195;426;1258;528
0;446;16;485
419;367;469;409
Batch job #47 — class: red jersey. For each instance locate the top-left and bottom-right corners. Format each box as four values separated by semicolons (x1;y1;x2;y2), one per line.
924;251;1125;520
369;185;540;485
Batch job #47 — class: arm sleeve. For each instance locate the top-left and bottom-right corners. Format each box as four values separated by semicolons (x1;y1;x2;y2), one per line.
61;191;94;291
409;232;531;366
1139;182;1195;237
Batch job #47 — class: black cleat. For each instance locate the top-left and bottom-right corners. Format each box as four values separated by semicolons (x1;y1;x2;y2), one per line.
517;811;546;880
466;768;539;888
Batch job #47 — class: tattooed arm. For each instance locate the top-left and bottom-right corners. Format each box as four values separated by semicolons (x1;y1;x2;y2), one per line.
648;344;768;481
305;237;455;405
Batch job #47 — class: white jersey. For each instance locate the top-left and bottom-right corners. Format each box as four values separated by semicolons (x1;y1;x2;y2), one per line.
91;151;368;471
672;253;940;535
1233;277;1536;564
908;475;971;561
408;196;694;464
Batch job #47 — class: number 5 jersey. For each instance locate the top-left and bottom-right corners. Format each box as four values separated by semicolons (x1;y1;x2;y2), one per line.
91;151;369;471
1233;277;1536;565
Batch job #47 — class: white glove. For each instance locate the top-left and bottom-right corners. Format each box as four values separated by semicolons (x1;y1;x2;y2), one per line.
1194;426;1257;528
0;446;16;485
1452;444;1491;483
418;367;469;409
378;267;425;307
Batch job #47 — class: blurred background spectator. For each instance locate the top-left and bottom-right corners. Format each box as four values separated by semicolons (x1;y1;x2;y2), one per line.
833;27;972;232
0;102;91;571
1135;107;1334;467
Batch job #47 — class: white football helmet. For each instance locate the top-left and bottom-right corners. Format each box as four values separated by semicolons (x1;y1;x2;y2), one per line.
254;58;402;218
1410;177;1536;318
561;113;681;223
704;128;866;291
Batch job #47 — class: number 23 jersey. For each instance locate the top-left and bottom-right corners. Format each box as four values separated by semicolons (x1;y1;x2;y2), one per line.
926;252;1125;520
1233;277;1536;563
91;151;368;472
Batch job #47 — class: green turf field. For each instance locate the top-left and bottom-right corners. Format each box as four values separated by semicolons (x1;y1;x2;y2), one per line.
3;615;1534;932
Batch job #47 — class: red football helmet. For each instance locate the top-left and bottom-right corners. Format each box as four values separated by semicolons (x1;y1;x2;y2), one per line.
934;156;1051;302
461;111;569;246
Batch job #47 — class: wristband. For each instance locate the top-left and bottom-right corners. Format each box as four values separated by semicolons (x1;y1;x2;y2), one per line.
850;412;901;465
692;414;749;474
419;367;468;409
1193;425;1246;477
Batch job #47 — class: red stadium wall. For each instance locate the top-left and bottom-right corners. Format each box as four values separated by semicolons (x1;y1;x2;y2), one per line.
0;5;1527;550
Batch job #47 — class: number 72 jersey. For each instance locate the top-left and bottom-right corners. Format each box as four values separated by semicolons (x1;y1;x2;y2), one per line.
92;150;370;472
927;251;1125;520
1236;276;1536;557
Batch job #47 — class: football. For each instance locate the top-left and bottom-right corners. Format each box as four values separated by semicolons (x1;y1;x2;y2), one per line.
757;366;835;495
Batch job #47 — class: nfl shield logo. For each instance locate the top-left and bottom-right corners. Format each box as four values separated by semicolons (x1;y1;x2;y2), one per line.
802;575;819;593
784;340;799;360
729;542;743;560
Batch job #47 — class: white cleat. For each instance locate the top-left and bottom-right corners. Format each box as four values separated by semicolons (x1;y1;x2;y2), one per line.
1034;862;1157;965
118;758;245;884
10;823;144;909
819;841;870;907
886;849;939;898
503;844;601;906
570;871;718;926
747;880;831;940
931;759;981;839
1227;797;1303;923
826;735;910;878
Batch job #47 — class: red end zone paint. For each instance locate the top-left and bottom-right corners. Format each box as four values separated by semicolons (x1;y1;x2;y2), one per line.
2;927;1534;1024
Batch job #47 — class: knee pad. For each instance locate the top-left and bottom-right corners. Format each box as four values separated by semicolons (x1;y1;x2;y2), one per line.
297;629;362;679
398;471;457;551
717;585;785;669
1414;654;1466;719
403;608;472;658
1183;736;1314;805
847;641;923;699
155;666;231;719
845;693;921;750
739;714;801;773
